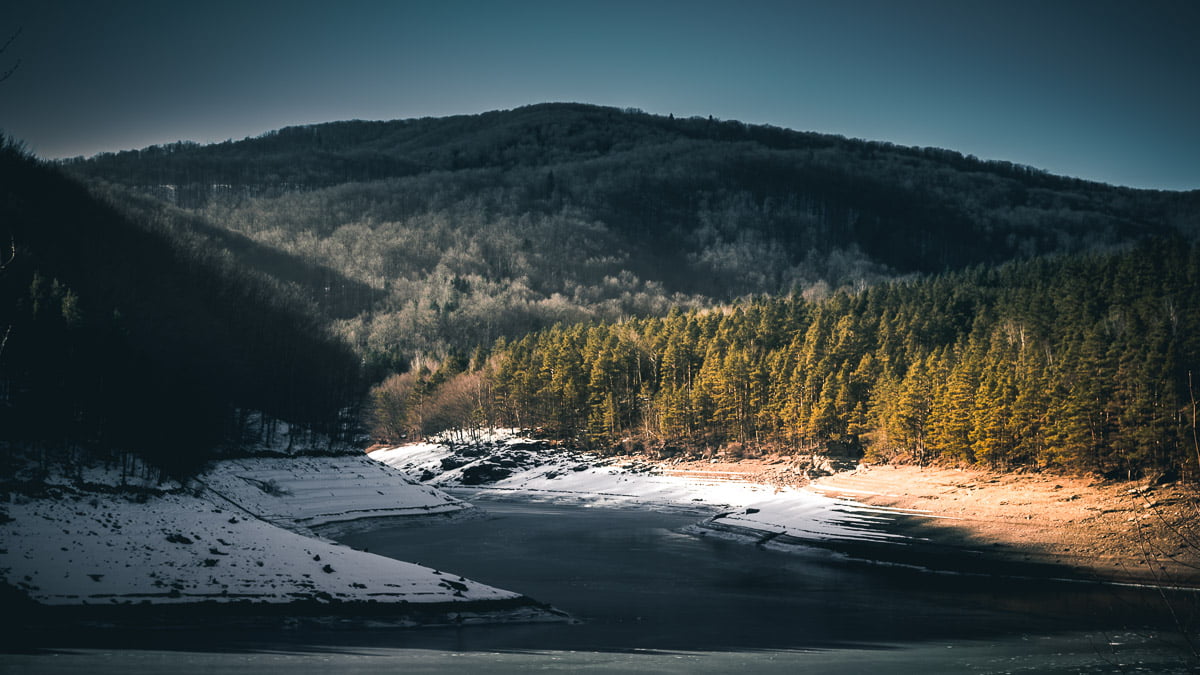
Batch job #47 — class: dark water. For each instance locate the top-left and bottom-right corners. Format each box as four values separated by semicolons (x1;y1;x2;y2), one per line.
3;500;1198;673
337;501;1192;652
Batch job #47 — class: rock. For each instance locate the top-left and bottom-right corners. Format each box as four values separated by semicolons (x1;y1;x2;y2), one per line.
440;457;469;470
439;579;469;592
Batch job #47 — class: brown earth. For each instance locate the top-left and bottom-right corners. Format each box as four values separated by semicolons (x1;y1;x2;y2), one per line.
652;455;1200;587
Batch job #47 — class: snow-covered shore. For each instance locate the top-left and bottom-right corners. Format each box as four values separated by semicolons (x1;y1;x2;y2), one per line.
0;451;559;622
369;435;907;547
198;455;470;532
15;429;1158;624
370;434;1200;586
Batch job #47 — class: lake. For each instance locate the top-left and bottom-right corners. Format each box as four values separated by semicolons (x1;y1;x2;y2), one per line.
2;499;1196;673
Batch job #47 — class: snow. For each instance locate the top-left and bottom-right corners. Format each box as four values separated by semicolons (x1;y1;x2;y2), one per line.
369;435;908;545
0;452;525;610
0;491;514;606
198;455;469;531
1;431;913;615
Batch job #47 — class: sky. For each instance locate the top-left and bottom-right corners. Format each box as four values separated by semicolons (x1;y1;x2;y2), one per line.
1;0;1197;191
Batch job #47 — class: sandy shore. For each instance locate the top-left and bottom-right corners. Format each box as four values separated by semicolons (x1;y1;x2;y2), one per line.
661;457;1200;587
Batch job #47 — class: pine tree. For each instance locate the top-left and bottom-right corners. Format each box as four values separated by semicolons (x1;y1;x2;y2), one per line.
925;346;974;463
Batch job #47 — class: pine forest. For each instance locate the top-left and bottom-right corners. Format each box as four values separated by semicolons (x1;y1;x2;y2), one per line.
385;239;1200;481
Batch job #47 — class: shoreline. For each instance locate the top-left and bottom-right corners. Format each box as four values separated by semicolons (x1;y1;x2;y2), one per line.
16;436;1197;636
0;452;568;631
372;437;1200;589
654;456;1200;588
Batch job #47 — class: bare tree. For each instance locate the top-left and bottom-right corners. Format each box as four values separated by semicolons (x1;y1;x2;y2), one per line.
366;371;423;443
1191;372;1200;475
418;371;490;441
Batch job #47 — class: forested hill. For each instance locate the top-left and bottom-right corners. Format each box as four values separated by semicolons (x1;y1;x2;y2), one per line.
64;103;1199;364
410;239;1199;481
21;104;1200;479
0;139;361;475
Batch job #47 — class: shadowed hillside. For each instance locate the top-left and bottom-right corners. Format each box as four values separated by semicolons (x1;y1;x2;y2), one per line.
0;139;362;474
64;103;1199;368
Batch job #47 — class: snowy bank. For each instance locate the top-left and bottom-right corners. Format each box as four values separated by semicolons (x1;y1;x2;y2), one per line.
0;452;559;622
369;435;907;546
198;454;470;533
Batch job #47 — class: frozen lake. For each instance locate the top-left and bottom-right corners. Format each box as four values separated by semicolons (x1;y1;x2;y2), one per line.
3;500;1196;673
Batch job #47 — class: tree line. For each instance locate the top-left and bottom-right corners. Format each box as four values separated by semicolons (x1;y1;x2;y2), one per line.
380;239;1200;480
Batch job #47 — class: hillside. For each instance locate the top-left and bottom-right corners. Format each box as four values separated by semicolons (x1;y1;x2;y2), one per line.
64;103;1200;364
0;138;363;474
463;240;1200;479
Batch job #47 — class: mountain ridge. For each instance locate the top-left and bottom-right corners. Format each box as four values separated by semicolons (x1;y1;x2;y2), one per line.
65;102;1198;195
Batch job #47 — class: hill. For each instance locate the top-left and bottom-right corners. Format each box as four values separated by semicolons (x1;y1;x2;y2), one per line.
0;138;362;474
63;103;1200;365
469;239;1200;479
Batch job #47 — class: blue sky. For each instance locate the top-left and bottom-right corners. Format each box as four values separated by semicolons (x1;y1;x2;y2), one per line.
1;0;1197;190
